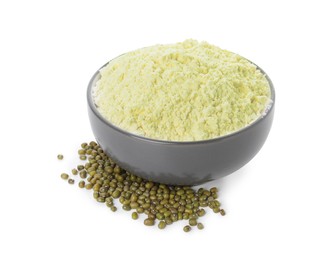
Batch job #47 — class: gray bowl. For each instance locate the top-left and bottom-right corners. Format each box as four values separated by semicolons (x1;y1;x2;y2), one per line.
87;63;275;186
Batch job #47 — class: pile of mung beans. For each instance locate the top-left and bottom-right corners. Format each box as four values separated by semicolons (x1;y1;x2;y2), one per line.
58;141;225;232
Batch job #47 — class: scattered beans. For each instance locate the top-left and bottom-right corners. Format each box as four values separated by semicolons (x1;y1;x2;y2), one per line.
59;141;226;232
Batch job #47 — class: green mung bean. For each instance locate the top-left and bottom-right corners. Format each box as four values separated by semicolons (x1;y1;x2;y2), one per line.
144;218;155;226
85;183;93;190
78;149;86;155
132;212;139;220
197;223;204;230
78;181;85;188
158;221;166;229
183;225;191;232
61;173;69;180
122;205;131;211
97;197;105;203
189;218;197;226
79;170;87;179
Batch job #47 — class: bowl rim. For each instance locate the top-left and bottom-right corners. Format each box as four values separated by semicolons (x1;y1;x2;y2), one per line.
87;60;275;145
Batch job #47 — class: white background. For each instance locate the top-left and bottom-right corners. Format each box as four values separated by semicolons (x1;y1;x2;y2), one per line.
1;0;335;259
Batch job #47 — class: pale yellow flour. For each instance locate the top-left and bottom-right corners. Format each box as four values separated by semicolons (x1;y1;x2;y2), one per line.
93;40;271;141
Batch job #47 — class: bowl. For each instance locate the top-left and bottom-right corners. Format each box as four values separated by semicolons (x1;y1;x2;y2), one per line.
87;62;275;186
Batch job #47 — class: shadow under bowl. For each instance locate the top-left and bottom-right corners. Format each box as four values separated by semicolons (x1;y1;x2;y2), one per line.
87;63;275;186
